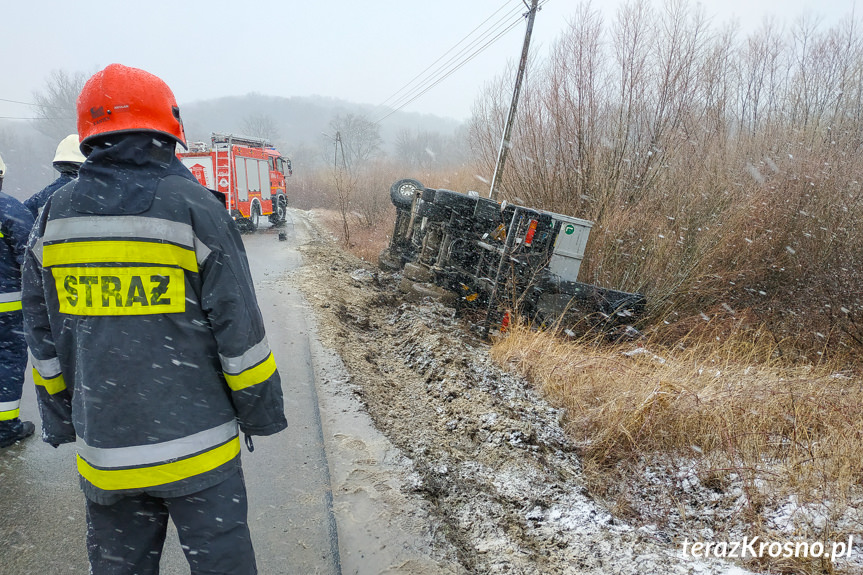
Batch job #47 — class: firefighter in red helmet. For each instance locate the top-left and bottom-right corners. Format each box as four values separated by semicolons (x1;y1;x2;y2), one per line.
21;64;286;575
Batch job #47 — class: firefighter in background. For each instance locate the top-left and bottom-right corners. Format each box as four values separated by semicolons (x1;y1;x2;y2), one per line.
24;133;87;218
22;64;287;574
0;152;36;448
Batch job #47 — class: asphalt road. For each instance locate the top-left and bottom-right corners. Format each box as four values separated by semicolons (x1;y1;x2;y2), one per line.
0;211;451;575
0;213;341;575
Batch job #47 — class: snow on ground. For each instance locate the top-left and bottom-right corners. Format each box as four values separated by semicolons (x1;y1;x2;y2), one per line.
292;219;761;575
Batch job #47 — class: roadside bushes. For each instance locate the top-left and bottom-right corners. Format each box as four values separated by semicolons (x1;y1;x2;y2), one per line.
469;0;863;355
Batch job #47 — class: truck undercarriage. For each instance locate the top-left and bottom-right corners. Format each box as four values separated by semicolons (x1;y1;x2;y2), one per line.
379;179;645;335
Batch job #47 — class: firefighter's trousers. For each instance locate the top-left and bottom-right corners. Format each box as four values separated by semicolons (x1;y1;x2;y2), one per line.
0;310;28;423
85;469;257;575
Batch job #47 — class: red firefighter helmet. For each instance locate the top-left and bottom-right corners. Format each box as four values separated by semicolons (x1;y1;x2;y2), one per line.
77;64;187;152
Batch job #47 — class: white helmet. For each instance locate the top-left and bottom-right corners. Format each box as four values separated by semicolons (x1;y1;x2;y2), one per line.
53;134;86;165
0;152;5;179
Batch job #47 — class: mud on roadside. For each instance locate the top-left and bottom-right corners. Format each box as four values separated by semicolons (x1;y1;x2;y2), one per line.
291;217;748;575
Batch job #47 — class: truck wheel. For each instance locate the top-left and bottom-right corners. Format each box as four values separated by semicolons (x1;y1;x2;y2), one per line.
269;195;287;226
247;204;260;232
390;178;423;210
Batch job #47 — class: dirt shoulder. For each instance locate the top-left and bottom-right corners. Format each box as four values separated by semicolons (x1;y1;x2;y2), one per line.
292;211;749;574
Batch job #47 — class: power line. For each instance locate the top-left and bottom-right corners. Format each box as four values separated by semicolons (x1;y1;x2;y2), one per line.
0;97;40;107
375;2;515;112
378;7;524;119
0;97;68;110
373;0;551;123
0;96;74;120
374;12;526;123
378;5;521;122
0;116;73;120
375;4;525;122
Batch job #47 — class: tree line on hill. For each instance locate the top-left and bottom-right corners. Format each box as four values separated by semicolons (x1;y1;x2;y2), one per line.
3;0;859;358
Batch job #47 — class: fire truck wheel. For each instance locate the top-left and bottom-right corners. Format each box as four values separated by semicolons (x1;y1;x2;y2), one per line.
390;178;424;210
248;204;261;232
269;195;287;226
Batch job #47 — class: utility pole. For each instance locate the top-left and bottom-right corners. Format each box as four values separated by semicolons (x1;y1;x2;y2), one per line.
489;0;540;201
330;131;352;247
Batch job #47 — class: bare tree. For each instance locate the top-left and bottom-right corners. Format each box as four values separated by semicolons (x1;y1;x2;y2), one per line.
241;113;280;142
328;113;382;169
328;132;355;247
468;67;516;186
322;114;383;246
394;129;451;169
31;69;87;141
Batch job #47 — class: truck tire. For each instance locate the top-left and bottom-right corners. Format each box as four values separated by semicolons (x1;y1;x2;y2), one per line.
421;188;437;202
246;203;260;233
390;178;423;210
269;195;287;226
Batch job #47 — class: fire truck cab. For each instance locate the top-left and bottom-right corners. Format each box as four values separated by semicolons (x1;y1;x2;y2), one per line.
178;132;292;231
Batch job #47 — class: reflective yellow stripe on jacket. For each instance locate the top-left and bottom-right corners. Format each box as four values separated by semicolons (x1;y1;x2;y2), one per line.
76;420;240;491
220;337;278;391
43;240;198;271
0;291;22;313
36;216;211;317
30;352;67;395
34;216;211;267
0;400;21;421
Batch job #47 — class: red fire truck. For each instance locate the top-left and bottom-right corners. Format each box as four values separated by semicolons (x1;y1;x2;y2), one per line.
178;133;292;231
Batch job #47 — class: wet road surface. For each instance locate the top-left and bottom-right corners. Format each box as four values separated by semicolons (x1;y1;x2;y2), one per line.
0;210;452;575
0;214;340;575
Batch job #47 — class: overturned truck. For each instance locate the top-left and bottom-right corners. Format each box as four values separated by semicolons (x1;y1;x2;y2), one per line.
379;178;645;334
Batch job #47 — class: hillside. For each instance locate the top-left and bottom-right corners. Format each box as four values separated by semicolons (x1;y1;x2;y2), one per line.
0;92;464;201
181;93;463;161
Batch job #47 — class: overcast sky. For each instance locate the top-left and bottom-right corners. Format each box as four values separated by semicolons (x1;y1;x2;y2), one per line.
1;0;854;124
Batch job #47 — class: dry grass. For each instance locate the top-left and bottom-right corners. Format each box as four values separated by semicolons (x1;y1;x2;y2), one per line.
491;320;863;573
467;4;863;360
309;208;393;264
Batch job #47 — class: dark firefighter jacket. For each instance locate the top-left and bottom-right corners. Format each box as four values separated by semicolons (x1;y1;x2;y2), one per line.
0;191;34;298
21;135;287;504
0;191;35;421
24;172;74;219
